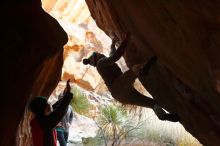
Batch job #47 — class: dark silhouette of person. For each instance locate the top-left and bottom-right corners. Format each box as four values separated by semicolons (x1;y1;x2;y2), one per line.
53;92;74;146
83;33;180;122
30;80;73;146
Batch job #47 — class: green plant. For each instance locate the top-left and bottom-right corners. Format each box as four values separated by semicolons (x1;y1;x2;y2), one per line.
96;104;142;146
98;105;126;135
70;87;91;115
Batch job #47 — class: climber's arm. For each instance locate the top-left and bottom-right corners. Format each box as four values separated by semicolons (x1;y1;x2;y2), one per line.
98;33;131;66
109;33;118;56
41;80;73;130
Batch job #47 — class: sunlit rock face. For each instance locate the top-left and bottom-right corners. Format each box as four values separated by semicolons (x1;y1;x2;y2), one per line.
41;0;114;93
85;0;220;146
42;0;140;94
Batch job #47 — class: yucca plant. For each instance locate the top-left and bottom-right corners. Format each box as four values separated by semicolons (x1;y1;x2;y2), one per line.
70;87;91;115
99;105;125;134
96;104;140;146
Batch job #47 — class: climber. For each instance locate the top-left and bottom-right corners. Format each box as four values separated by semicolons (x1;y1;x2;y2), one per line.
83;32;180;122
29;79;73;146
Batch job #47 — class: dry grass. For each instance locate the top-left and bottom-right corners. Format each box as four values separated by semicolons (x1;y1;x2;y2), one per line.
131;108;202;146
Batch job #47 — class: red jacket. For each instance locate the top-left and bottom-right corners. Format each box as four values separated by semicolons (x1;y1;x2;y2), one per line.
31;118;57;146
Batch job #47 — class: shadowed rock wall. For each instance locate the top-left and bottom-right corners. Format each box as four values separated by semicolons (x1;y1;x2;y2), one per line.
1;1;67;146
86;0;220;146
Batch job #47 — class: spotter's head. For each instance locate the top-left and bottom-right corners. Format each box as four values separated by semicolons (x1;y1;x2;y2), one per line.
29;96;48;116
